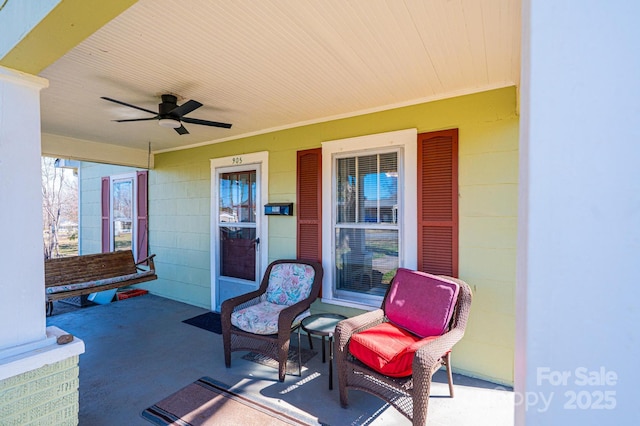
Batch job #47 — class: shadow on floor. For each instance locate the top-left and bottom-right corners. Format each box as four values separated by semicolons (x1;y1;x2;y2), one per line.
46;294;514;426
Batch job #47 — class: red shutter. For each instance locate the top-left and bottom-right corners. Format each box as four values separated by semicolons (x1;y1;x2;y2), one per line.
417;129;459;277
136;170;149;263
297;148;322;264
101;176;110;253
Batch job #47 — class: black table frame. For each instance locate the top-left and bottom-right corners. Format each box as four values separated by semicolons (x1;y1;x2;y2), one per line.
298;313;347;390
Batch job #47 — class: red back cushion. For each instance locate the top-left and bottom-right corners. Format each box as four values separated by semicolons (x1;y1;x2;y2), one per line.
349;322;438;377
384;268;460;338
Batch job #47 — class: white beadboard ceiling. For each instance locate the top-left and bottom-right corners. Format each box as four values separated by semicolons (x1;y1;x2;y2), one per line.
39;0;520;154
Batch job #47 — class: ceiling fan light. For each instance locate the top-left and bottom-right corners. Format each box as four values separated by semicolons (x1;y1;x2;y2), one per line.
158;118;181;128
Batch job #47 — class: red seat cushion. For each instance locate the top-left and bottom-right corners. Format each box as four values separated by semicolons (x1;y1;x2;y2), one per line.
349;322;438;377
384;268;460;338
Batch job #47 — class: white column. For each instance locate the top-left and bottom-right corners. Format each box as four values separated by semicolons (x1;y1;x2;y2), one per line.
0;66;48;349
517;1;640;424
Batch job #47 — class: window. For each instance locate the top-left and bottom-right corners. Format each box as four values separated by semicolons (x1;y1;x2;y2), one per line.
101;171;148;262
112;176;134;251
334;152;399;300
310;128;456;309
322;129;418;309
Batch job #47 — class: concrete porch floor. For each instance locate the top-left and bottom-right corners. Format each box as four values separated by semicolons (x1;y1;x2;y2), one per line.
46;294;514;425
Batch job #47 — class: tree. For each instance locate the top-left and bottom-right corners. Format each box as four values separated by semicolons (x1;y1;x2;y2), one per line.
42;157;78;259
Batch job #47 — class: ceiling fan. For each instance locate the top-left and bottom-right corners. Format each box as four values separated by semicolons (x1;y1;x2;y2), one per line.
101;94;232;135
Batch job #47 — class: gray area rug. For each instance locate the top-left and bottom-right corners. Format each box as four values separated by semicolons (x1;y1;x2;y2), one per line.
142;376;321;425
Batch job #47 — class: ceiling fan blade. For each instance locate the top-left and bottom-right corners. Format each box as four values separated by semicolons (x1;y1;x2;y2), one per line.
175;125;189;135
182;117;232;129
170;100;202;118
114;117;158;122
101;97;157;115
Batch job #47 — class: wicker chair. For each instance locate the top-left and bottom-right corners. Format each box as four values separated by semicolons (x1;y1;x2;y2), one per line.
335;270;472;425
221;259;323;382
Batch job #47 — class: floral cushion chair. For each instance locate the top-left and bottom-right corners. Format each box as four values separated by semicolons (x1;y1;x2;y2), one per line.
221;259;323;382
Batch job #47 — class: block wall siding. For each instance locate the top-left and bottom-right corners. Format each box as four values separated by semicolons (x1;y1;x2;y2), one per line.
79;86;519;384
0;356;80;425
146;161;212;307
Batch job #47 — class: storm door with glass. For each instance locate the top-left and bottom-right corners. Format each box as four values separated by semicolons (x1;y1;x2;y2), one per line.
214;167;261;310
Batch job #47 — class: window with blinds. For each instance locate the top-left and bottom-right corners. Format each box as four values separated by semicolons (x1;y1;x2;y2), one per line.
334;151;399;299
302;128;453;309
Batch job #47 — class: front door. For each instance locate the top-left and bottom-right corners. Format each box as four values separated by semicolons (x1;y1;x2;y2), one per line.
211;153;268;311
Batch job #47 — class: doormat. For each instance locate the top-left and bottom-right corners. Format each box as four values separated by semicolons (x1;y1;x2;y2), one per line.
182;312;222;334
141;376;321;426
242;347;317;375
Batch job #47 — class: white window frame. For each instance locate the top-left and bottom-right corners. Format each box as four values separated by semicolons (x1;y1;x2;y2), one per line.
109;172;138;258
321;129;418;310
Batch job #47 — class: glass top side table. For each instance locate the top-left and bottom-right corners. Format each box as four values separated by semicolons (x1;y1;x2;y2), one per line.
298;313;347;390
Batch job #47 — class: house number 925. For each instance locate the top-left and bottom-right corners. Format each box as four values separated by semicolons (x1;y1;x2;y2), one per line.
232;157;243;165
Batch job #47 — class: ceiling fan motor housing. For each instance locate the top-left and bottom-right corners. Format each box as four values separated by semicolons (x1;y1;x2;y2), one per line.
159;94;179;119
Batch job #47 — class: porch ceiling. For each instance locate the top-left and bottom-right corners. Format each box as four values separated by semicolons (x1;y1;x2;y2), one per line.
38;0;520;154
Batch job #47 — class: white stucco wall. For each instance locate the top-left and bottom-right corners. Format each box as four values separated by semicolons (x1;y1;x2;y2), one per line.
517;1;640;424
0;67;48;350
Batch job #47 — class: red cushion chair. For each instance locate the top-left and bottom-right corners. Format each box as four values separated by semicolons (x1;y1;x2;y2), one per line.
335;269;472;425
349;321;439;377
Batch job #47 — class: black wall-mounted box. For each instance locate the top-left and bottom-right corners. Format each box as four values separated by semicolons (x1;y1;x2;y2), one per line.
264;203;294;216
